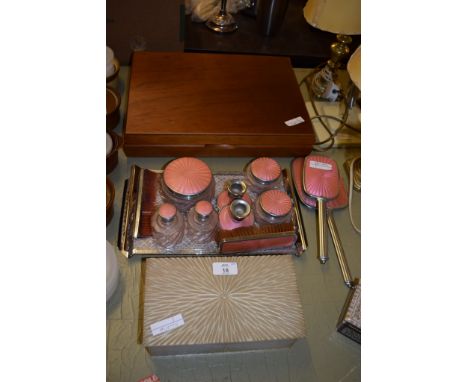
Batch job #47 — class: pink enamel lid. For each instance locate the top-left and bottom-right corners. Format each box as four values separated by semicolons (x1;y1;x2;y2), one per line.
303;155;339;200
159;203;177;220
219;205;254;230
259;189;292;217
217;190;252;210
195;200;213;217
250;157;281;183
292;157;347;209
163;157;212;196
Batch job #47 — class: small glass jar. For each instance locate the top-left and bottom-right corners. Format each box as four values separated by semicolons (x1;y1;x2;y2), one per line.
161;157;215;212
187;201;219;244
151;203;185;249
219;199;255;230
254;189;293;225
244;157;282;194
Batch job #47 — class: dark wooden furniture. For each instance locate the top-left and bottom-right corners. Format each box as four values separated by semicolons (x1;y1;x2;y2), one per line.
123;51;315;157
184;0;360;68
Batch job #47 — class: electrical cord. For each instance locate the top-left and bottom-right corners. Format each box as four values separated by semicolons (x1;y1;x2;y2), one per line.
348;157;361;234
299;70;361;152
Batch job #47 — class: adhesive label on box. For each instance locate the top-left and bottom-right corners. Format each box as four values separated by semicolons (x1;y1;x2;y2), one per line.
309;160;332;171
284;116;305;126
150;314;184;336
212;262;238;276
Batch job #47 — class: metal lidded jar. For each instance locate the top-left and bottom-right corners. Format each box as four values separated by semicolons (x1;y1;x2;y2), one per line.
254;189;293;225
151;203;185;249
244;157;282;194
161;157;215;212
187;200;219;244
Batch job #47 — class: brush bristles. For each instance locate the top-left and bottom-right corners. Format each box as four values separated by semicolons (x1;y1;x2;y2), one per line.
139;170;159;237
217;222;295;242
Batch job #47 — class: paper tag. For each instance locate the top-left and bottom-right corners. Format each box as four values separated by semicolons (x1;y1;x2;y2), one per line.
284;116;305;126
309;160;332;171
212;262;238;276
138;375;160;382
150;314;184;336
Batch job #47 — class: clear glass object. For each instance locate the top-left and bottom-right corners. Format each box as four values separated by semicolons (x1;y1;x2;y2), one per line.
161;157;215;212
244;157;282;194
151;203;185;249
205;0;238;33
254;189;293;225
187;201;219;244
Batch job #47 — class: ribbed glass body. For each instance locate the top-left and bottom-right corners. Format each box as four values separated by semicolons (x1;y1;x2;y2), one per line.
254;190;293;225
187;204;219;244
244;158;282;194
151;206;185;249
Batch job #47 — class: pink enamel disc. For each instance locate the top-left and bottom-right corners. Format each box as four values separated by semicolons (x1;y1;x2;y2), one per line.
250;157;281;182
159;203;176;220
303;155;339;200
217;191;231;210
195;200;213;217
292;157;347;210
259;189;292;217
163;157;212;196
219;205;254;230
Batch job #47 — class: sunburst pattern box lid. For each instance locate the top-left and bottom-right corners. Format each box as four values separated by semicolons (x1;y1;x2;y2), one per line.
142;256;306;355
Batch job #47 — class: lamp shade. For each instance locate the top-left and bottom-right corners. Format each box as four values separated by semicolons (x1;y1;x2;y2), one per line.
303;0;361;35
347;45;361;90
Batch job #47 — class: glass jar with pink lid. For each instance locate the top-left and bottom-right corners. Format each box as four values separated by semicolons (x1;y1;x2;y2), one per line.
187;200;219;244
151;203;185;249
244;157;282;194
161;157;215;212
254;189;293;225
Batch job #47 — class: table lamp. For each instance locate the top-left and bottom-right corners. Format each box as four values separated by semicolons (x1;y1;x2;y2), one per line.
346;45;361;110
303;0;361;101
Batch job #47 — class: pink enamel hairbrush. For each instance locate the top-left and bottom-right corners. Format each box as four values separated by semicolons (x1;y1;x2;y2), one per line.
292;157;353;287
302;155;340;264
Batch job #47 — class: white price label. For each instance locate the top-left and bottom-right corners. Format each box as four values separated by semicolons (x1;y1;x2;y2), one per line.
150;314;184;336
309;160;332;171
212;262;238;276
284;116;305;126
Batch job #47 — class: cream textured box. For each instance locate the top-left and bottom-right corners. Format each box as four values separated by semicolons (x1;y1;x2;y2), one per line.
142;256;306;356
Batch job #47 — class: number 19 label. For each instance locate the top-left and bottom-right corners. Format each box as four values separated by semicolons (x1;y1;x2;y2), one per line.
212;262;238;276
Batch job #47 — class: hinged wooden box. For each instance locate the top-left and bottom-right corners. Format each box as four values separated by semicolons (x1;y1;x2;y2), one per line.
124;52;315;157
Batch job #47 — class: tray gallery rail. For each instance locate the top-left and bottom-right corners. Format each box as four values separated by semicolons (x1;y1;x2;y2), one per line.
119;165;307;258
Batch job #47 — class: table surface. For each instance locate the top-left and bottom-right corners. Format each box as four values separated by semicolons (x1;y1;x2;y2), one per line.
106;66;361;382
184;0;360;68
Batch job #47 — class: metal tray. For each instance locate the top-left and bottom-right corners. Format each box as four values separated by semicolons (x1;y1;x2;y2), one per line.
118;165;307;258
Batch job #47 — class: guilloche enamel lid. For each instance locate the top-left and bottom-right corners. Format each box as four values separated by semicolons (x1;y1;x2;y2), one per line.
159;203;177;222
195;200;213;218
163;157;212;197
259;189;292;217
250;157;281;183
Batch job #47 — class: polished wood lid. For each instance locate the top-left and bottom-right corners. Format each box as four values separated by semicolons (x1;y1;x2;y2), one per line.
124;52;315;156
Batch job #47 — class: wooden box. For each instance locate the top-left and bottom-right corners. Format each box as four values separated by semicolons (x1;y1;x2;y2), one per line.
142;256;306;356
124;52;315;157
